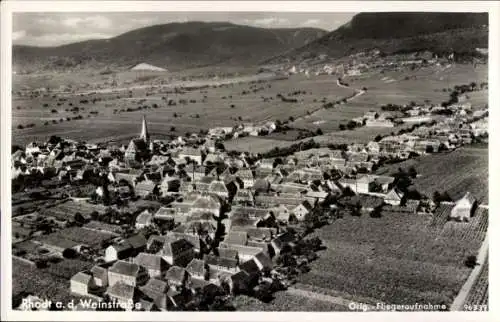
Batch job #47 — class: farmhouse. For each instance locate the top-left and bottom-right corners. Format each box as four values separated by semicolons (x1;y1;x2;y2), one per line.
450;192;477;222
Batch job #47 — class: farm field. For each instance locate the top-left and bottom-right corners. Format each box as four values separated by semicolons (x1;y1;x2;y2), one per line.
295;209;488;308
233;292;348;311
13;64;487;147
12;73;353;146
375;146;488;204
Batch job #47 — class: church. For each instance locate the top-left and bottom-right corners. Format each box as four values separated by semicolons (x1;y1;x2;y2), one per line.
124;115;152;165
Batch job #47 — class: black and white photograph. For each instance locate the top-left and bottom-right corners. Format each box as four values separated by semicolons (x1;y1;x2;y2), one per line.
0;1;497;321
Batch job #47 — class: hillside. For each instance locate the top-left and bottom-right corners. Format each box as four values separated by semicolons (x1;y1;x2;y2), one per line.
13;22;327;73
266;12;488;64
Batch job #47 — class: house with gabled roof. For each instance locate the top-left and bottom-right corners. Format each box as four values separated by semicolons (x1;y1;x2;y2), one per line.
134;252;169;278
234;168;255;189
232;188;254;206
204;254;239;273
165;266;190;289
139;278;169;311
108;260;149;287
270;232;296;257
223;230;248;246
384;188;404;206
161;238;195;267
135;180;158;198
178;147;203;165
91;265;108;288
106;282;140;310
135;209;154;229
450;192;477;222
208;180;229;199
70;271;96;297
292;200;314;221
186;258;209;281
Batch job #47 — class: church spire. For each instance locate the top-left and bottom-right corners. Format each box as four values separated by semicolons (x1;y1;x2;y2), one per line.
140;115;150;142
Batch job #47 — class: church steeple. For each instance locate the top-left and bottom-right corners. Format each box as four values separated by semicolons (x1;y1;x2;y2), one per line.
140;115;150;142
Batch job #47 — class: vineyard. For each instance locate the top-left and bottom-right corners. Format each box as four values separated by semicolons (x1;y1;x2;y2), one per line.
233;292;348;311
376;147;488;204
439;207;488;242
295;210;486;306
464;254;489;308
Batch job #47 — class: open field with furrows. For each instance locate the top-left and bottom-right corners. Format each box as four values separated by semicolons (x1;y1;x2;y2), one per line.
12;73;354;146
375;146;488;204
233;292;348;311
295;209;488;307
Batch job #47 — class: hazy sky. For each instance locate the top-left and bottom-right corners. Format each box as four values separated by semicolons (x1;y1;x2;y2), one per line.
13;12;356;47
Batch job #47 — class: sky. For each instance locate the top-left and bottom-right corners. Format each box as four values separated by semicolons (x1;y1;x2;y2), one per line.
12;12;356;47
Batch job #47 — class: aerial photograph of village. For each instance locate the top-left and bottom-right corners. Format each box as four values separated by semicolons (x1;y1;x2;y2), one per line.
8;10;489;313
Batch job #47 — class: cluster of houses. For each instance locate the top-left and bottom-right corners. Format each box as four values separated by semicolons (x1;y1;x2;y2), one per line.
207;121;277;140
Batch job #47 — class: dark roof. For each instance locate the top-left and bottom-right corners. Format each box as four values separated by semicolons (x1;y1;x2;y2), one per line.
147;235;168;249
244;227;275;241
272;232;295;249
254;252;273;270
163;238;194;257
109;260;140;277
204;254;238;269
239;259;260;276
169;232;201;250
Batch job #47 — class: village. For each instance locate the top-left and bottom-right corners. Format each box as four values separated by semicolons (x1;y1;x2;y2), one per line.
11;76;489;311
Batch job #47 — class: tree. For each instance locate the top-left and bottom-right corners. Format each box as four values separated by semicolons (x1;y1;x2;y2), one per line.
408;166;418;179
464;255;477;268
433;191;442;204
338;124;346;131
346;121;357;130
315;128;323;136
374;135;382;142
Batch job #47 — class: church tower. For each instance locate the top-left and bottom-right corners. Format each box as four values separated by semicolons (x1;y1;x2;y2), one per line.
139;115;150;143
